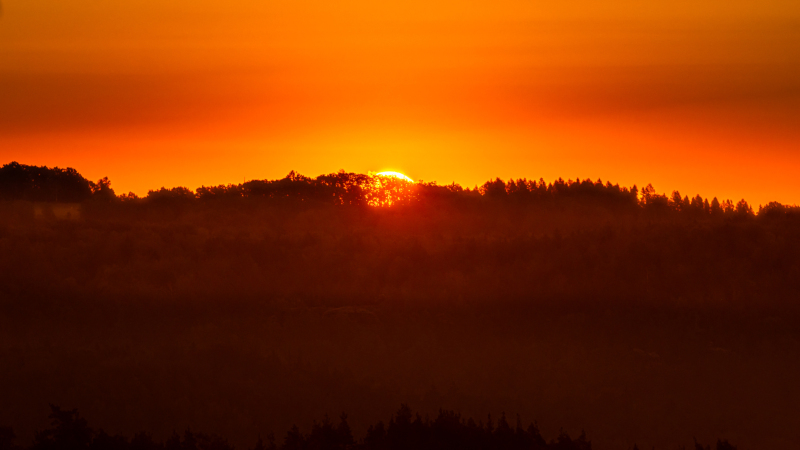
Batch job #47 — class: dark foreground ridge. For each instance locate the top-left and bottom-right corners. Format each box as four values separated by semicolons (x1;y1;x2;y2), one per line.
0;405;738;450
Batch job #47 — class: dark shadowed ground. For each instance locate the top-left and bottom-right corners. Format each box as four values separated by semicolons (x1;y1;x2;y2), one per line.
1;183;799;450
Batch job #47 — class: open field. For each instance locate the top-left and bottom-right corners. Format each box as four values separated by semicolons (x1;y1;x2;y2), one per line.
2;198;799;449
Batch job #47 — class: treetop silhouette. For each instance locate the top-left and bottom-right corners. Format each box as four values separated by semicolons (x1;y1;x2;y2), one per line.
4;162;797;219
1;404;744;450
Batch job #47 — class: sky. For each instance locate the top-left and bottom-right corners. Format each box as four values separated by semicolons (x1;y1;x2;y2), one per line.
1;0;799;205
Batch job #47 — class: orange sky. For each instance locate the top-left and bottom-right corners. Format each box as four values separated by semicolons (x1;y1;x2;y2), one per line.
1;0;799;205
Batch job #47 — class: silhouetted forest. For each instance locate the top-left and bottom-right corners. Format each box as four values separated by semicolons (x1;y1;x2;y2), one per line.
0;404;740;450
3;161;799;217
0;162;114;203
1;162;799;449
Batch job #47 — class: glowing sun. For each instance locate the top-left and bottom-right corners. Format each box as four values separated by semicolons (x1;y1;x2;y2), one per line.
375;171;414;182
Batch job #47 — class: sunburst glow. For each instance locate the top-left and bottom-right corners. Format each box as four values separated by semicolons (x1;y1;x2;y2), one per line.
375;171;414;183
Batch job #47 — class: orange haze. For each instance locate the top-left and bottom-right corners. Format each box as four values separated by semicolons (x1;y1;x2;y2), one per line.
1;0;799;206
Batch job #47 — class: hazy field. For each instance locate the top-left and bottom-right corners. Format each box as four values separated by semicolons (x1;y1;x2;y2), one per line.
1;199;799;449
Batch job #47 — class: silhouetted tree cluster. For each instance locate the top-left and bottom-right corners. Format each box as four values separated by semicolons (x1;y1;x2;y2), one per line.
692;439;738;450
165;171;417;207
1;426;19;450
7;161;798;219
0;405;741;450
356;405;582;450
131;171;798;219
0;162;114;202
9;407;230;450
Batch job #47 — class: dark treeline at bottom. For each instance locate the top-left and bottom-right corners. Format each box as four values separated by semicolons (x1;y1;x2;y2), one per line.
0;405;738;450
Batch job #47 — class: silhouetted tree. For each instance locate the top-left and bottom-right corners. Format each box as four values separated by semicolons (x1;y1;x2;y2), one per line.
307;415;339;450
32;406;93;450
336;414;354;449
0;162;94;202
526;423;547;450
90;430;128;450
181;431;197;450
251;437;266;450
694;438;710;450
130;433;160;450
0;427;17;450
281;426;303;450
715;439;736;450
481;178;508;198
146;187;196;203
363;422;386;450
494;413;514;450
90;177;116;201
710;197;722;215
551;430;591;450
165;432;181;450
734;199;753;217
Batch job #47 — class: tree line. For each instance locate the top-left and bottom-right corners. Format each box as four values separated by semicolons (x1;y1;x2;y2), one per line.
0;163;114;203
2;161;798;217
0;405;738;450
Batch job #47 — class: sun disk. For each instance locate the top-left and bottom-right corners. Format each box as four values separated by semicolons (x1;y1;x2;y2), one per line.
375;171;414;182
